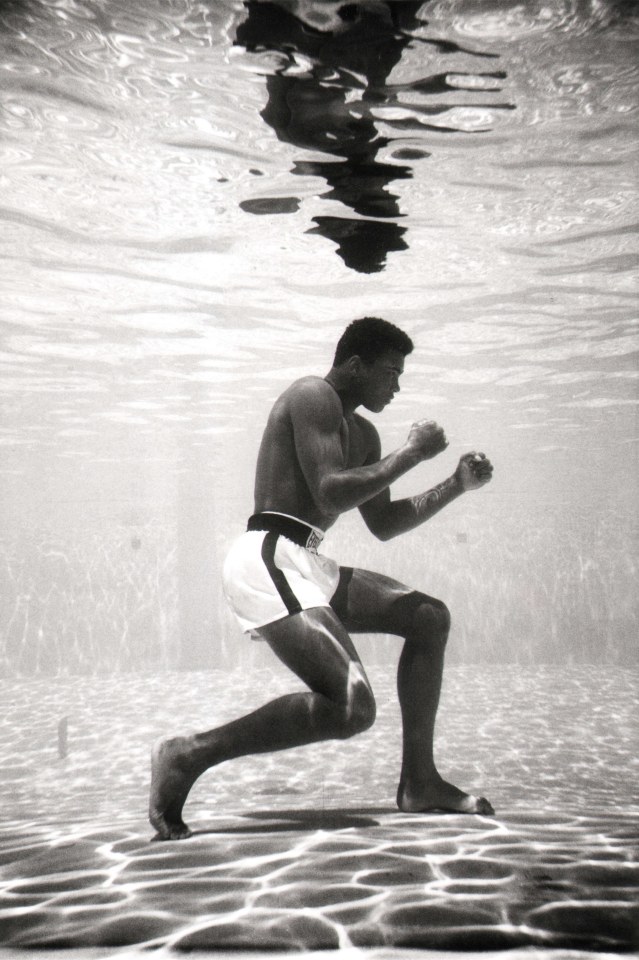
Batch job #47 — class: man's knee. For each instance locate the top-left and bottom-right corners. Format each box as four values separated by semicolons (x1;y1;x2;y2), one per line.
337;686;376;738
392;591;451;643
417;596;451;640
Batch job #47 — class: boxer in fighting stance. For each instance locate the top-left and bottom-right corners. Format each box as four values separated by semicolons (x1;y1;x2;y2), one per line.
150;316;494;840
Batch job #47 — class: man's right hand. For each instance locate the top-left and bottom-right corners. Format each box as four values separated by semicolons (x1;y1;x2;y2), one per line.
406;420;448;462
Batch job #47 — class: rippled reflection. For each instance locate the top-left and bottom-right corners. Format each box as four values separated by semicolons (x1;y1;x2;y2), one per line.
234;0;510;271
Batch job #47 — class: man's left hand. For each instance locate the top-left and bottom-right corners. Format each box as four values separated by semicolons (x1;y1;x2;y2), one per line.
455;452;493;492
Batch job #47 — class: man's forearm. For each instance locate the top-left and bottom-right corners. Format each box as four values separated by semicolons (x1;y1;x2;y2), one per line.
319;446;419;514
379;475;464;539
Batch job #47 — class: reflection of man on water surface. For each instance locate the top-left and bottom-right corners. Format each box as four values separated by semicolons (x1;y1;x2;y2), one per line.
150;317;494;840
235;0;422;272
235;1;504;272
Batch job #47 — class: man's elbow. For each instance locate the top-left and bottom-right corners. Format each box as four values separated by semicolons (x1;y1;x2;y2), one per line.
317;474;365;515
379;526;400;542
367;518;395;542
316;479;343;516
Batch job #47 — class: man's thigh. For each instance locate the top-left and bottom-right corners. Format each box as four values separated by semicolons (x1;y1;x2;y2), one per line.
257;605;372;702
331;567;438;636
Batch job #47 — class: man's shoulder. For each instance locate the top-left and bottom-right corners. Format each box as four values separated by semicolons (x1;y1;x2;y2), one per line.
288;375;332;394
285;376;340;407
281;376;343;428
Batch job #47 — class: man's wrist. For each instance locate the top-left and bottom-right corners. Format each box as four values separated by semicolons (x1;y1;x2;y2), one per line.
408;473;462;523
397;443;422;471
449;473;465;497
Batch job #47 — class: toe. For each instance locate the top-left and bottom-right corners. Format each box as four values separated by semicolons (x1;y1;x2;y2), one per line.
151;821;192;842
171;822;192;840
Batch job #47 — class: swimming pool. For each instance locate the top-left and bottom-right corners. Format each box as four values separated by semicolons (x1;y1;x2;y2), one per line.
1;3;638;955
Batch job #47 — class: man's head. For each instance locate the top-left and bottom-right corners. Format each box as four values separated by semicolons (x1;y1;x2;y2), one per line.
331;317;414;413
333;317;414;367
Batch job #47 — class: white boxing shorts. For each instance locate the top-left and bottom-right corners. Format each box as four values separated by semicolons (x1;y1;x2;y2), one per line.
222;512;341;636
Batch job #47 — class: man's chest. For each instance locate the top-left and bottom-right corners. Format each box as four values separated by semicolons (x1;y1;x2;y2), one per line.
340;418;371;468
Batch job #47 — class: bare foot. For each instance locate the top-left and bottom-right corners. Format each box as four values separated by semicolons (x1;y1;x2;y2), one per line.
397;776;495;816
149;736;200;840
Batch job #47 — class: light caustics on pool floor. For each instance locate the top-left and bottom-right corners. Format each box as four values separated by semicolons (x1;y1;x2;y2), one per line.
0;664;637;952
0;808;637;953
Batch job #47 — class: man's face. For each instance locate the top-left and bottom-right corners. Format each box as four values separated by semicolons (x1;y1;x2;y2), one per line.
358;349;405;413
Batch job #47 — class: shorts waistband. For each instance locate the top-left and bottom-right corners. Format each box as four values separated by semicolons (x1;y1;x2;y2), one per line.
247;512;324;552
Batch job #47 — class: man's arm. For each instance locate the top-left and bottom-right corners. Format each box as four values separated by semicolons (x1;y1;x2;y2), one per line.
359;451;494;541
290;380;447;516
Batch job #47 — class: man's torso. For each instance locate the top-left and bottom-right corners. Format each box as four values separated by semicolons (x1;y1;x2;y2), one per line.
253;376;377;530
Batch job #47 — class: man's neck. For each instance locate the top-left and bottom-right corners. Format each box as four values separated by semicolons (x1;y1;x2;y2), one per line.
324;370;358;417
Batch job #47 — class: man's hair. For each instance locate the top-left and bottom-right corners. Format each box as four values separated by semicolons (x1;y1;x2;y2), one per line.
333;317;414;366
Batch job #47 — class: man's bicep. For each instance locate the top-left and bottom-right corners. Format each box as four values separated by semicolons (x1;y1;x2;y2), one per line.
290;391;345;500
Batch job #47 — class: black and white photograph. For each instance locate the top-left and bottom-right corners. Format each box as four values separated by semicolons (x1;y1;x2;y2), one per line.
0;0;637;956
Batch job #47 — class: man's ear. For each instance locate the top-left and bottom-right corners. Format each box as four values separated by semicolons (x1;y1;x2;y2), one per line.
346;355;364;378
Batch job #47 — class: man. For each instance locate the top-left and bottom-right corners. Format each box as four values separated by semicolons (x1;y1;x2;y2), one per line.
150;316;494;840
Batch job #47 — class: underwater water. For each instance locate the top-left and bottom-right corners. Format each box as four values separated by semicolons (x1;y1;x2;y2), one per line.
0;2;638;956
0;0;637;675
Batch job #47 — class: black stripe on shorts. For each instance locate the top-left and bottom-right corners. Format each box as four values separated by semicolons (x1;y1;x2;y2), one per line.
261;531;302;617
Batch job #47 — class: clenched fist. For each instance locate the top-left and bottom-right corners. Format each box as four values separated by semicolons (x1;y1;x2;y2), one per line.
406;420;448;461
455;452;493;491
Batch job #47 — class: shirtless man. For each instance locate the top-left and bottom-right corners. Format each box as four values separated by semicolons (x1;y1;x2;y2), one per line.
150;316;494;840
